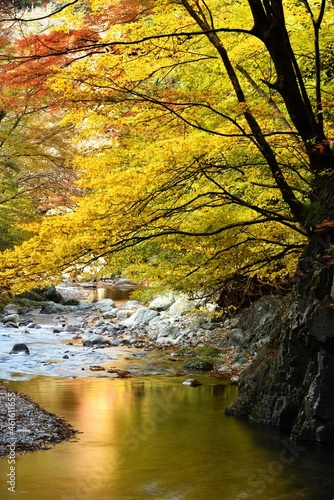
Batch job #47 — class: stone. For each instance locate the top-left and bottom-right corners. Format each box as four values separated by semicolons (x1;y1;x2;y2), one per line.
116;310;133;321
122;300;141;309
9;343;30;355
120;307;159;327
26;322;42;329
3;314;20;324
229;329;244;346
3;304;21;315
93;298;117;311
157;326;181;339
156;336;176;345
183;379;202;387
115;278;137;285
169;297;194;316
216;364;233;376
82;335;111;347
225;294;334;442
184;357;213;371
107;324;124;334
64;324;82;333
101;309;117;319
149;294;175;311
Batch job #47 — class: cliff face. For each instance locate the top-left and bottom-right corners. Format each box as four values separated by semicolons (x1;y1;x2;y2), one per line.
225;293;334;442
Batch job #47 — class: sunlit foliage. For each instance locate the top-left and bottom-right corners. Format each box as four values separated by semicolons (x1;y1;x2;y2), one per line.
1;0;334;299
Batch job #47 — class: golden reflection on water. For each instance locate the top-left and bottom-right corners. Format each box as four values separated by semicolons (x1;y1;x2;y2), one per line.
0;376;333;500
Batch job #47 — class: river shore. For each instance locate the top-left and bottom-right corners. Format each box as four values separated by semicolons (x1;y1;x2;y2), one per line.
0;381;77;459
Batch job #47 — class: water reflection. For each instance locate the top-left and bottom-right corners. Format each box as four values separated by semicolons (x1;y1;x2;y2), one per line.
88;285;143;303
0;377;333;499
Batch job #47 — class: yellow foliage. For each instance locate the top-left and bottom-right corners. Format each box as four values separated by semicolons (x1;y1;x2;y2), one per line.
2;0;329;296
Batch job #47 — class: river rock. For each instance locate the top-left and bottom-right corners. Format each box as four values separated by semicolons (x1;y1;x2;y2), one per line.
3;304;21;315
3;314;20;324
216;364;233;376
120;307;159;327
10;343;30;355
93;298;117;312
184;358;213;371
169;297;194;316
64;324;82;333
156;336;176;345
116;310;133;321
122;300;141;309
157;326;181;339
183;379;202;387
149;294;175;311
26;322;42;329
102;309;118;319
82;335;111;347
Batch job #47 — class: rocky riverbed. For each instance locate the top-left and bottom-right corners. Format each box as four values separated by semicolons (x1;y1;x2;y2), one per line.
0;287;279;457
0;290;273;381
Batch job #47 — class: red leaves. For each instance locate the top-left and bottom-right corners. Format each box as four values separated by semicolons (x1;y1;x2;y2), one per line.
314;220;334;232
14;28;101;60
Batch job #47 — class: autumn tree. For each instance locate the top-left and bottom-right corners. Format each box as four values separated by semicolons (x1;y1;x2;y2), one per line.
0;1;84;252
0;0;334;302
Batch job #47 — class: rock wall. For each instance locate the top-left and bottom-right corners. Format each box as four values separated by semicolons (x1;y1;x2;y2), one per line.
225;293;334;442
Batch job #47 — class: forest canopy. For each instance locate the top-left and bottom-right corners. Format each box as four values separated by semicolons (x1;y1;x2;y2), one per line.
0;0;333;303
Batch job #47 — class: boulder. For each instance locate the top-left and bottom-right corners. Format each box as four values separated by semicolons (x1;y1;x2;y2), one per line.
26;322;42;329
115;279;137;286
225;295;334;442
3;304;21;315
184;357;213;371
120;307;159;327
3;314;20;324
149;294;175;311
93;298;117;311
169;297;194;316
10;343;30;355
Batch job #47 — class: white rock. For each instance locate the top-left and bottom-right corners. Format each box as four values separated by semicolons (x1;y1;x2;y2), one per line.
120;307;159;327
156;336;176;345
93;298;117;311
169;297;194;316
149;294;175;311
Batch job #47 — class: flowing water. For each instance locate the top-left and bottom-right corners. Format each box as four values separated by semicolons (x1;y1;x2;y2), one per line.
0;375;334;500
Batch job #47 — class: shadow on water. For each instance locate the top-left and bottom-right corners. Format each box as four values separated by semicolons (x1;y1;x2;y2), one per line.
0;376;333;499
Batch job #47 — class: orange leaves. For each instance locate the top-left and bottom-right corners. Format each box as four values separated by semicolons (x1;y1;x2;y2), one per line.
314;220;334;232
14;28;101;58
88;0;155;27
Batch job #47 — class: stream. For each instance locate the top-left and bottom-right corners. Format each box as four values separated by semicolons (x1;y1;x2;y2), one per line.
0;287;334;499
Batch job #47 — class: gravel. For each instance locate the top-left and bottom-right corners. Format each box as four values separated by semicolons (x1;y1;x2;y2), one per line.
0;382;77;459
